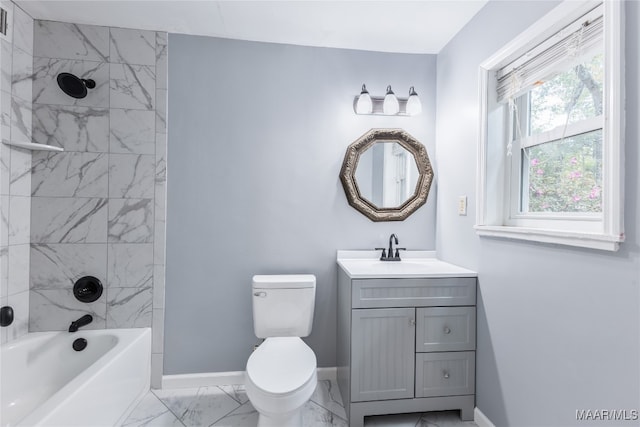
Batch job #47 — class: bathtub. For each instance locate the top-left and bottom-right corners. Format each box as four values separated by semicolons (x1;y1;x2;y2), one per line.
1;328;151;427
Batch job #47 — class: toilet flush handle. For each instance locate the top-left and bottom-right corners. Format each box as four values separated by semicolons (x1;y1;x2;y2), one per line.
254;291;267;298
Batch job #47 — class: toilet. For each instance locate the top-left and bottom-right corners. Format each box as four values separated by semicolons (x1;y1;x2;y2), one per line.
245;274;317;427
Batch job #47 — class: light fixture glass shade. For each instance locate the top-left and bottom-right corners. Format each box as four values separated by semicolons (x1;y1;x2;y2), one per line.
383;85;399;115
406;86;422;116
356;84;373;114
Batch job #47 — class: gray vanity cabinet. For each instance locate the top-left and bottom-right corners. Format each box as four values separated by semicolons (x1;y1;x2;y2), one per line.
337;268;477;427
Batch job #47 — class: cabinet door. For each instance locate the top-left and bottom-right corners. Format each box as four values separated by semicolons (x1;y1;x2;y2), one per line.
351;308;415;402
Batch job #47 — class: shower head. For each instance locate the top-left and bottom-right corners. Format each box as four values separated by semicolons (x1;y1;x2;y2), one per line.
56;72;96;99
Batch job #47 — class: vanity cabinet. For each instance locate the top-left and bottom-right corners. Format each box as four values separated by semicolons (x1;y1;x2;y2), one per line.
337;267;477;427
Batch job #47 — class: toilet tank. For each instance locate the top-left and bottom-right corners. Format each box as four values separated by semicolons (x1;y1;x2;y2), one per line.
252;274;316;338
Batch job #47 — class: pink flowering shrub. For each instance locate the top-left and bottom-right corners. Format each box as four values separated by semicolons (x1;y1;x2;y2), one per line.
525;132;602;213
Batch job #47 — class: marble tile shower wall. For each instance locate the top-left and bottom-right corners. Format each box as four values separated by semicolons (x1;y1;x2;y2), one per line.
28;20;167;384
0;1;34;345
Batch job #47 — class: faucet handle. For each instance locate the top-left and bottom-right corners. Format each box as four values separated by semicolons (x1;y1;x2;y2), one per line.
374;248;387;260
394;248;407;258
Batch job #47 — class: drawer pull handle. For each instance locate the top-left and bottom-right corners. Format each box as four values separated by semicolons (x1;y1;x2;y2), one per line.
443;371;450;379
443;326;451;334
253;292;267;298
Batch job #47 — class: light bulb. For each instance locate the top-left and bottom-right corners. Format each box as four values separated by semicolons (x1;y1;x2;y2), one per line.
406;86;422;116
383;85;399;115
355;84;373;114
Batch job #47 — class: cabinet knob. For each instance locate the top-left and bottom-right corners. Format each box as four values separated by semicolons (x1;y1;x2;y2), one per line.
409;318;416;326
443;326;451;334
443;371;450;379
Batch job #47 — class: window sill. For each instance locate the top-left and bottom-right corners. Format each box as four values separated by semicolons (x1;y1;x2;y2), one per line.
474;225;623;251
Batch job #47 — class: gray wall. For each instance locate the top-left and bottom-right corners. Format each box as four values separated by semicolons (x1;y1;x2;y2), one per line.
165;35;437;373
435;1;640;425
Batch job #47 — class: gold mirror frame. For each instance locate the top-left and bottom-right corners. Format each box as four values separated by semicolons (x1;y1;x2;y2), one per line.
340;128;433;221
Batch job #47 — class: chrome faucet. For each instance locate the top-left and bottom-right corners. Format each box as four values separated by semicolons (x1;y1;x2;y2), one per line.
375;234;406;261
69;314;93;332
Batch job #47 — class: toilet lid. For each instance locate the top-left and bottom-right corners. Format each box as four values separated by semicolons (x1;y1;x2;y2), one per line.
246;337;317;395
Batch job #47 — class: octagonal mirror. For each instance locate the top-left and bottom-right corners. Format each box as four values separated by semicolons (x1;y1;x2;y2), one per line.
340;129;433;221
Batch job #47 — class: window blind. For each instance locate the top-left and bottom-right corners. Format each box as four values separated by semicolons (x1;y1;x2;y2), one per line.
496;5;603;103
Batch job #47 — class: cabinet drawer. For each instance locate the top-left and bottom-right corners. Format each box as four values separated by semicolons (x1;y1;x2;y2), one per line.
352;278;476;308
416;307;476;352
415;351;475;398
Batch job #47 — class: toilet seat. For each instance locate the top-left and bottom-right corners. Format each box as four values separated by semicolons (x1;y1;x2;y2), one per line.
246;337;316;396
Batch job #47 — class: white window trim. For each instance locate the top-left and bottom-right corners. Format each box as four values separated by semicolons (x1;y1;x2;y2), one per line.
475;0;624;252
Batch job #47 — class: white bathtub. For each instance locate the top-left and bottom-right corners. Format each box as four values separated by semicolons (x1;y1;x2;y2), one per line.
1;328;151;427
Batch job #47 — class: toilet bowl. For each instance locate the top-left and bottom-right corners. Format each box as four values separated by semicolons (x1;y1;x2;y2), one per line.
246;274;317;426
245;337;317;426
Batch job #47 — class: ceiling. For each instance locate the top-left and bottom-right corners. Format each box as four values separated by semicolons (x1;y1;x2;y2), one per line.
16;1;487;54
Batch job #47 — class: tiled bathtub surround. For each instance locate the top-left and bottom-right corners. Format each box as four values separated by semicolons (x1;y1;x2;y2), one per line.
0;1;34;345
28;20;168;386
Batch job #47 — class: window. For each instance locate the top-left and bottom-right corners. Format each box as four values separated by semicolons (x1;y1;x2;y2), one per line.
476;0;624;251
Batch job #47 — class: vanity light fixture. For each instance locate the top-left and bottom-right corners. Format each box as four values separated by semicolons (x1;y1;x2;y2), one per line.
353;84;422;116
406;86;422;116
356;84;373;114
382;85;399;115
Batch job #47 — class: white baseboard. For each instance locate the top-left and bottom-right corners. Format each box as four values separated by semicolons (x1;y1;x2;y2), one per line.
474;407;496;427
316;367;337;381
162;371;245;389
161;367;337;389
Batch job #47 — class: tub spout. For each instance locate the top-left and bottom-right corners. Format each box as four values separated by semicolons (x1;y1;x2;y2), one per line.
69;314;93;332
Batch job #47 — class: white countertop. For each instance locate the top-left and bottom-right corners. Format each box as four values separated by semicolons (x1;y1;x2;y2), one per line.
337;250;477;279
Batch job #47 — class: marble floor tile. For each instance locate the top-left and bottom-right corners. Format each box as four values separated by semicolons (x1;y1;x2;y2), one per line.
303;400;348;427
310;379;347;420
218;384;249;405
123;386;476;427
120;392;184;427
210;400;258;427
153;386;240;427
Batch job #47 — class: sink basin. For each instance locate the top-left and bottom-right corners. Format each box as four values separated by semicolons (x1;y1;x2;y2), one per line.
337;251;476;278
